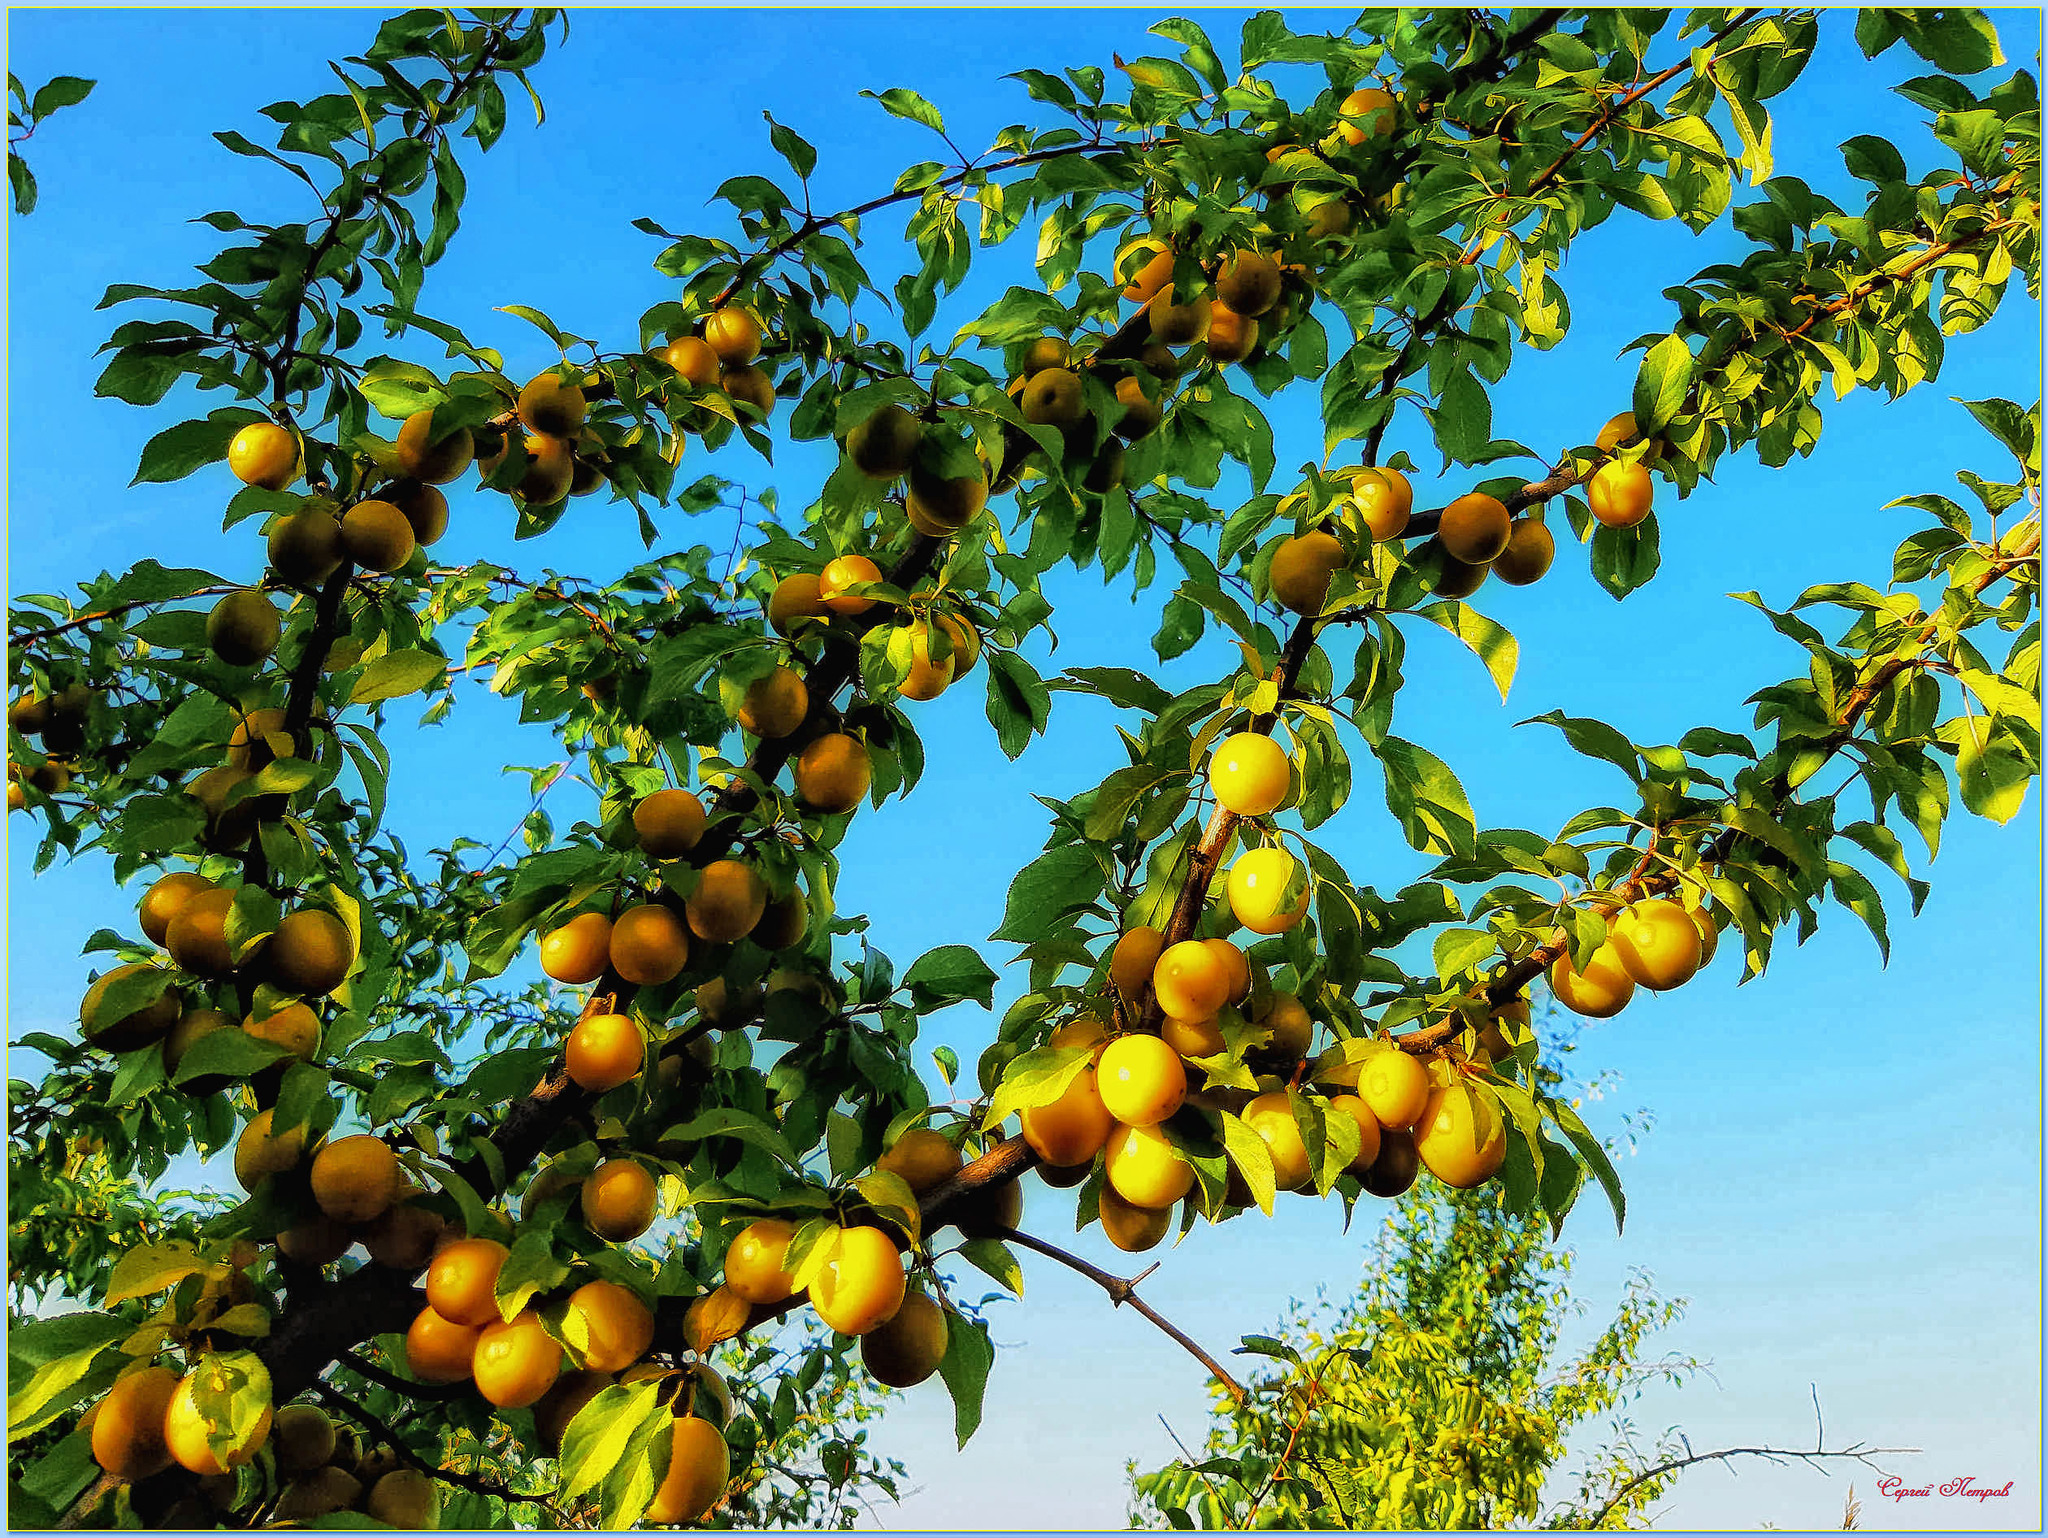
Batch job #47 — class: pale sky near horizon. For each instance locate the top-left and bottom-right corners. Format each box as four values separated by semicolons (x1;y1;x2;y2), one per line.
7;7;2041;1533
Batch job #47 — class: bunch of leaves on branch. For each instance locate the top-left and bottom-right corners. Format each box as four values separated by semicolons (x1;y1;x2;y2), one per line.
5;4;2038;1531
8;68;95;215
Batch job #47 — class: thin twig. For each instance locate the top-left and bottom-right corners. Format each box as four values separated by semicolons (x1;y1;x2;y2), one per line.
312;1378;560;1510
996;1226;1246;1401
1586;1440;1920;1528
1521;10;1761;202
10;585;248;649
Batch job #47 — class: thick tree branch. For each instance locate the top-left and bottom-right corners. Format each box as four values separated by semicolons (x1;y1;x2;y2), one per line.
255;1262;422;1406
920;1133;1042;1228
460;530;950;1196
334;1347;469;1403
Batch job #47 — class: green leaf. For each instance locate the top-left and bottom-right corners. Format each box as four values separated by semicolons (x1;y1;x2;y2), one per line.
356;357;446;419
6;1313;127;1438
764;112;817;179
1840;134;1907;185
1056;667;1173;716
11;152;38;216
1148;17;1226;92
861;87;945;134
1953;717;2032;824
31;76;95;118
1631;334;1694;434
494;1228;570;1320
1431;927;1498;979
1429;367;1490;466
14;1428;98;1520
957;1239;1025;1297
992;844;1103;944
1218;1112;1276;1216
132;408;264;486
495;304;565;346
1589;515;1661;599
1522;710;1641;781
825;1111;863;1180
1085;764;1185;842
903;945;998;1010
1958;397;2038;473
1825;861;1891;962
1893;8;2004;74
983;1047;1091;1130
662;1107;802;1169
559;1381;665;1501
985;653;1051;760
1374;737;1477;857
936;1309;994;1447
103;1241;215;1303
1545;1098;1625;1234
349;649;448;704
1414;601;1517;700
185;1351;271;1468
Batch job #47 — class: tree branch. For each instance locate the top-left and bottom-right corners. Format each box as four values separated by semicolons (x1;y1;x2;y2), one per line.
282;559;357;758
1516;10;1762;207
919;1133;1041;1228
1392;511;2042;1053
256;1264;422;1406
713;144;1121;308
1585;1439;1919;1529
55;1473;120;1531
1784;220;2015;341
996;1225;1247;1402
311;1378;559;1509
10;585;247;650
334;1347;469;1403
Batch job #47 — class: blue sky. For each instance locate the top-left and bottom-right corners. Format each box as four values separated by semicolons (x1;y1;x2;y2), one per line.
7;8;2041;1531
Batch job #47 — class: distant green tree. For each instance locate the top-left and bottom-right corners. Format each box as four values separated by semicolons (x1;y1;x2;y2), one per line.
1128;1125;1909;1530
1127;1168;1700;1528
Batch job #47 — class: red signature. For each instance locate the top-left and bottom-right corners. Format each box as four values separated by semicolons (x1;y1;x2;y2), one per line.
1877;1475;2015;1503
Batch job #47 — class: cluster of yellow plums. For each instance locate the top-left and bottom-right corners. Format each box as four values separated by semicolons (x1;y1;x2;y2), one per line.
1262;410;1660;611
645;305;780;430
700;1213;949;1391
767;557;983;711
82;1132;452;1516
398;1234;733;1526
84;1176;731;1525
74;869;356;1097
88;1361;442;1528
198;303;776;678
1105;80;1413;369
7;682;90;810
1546;891;1720;1019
